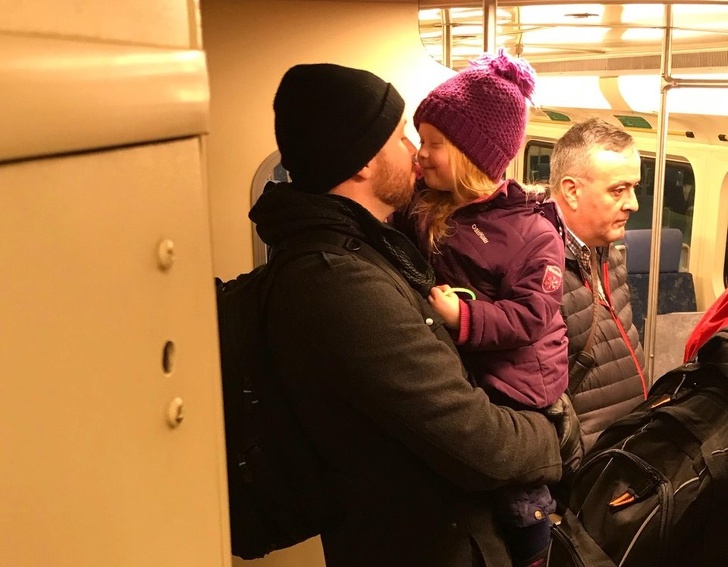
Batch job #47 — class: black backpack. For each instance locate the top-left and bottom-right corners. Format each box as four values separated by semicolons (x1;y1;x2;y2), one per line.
217;231;421;559
548;331;728;567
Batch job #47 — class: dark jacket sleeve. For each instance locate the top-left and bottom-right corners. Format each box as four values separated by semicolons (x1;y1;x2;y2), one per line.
266;249;562;492
462;228;565;350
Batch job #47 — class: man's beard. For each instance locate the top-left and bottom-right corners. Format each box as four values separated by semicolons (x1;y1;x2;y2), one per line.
372;154;415;210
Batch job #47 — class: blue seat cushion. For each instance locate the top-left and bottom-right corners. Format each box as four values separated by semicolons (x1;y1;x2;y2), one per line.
624;228;683;274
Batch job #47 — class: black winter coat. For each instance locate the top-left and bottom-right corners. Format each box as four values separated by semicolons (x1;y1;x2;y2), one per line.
250;182;563;567
561;245;647;454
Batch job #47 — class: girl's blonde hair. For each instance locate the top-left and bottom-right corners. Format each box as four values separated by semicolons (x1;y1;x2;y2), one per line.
415;138;546;251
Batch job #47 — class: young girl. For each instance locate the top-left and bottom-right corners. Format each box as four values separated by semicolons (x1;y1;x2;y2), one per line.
395;50;569;567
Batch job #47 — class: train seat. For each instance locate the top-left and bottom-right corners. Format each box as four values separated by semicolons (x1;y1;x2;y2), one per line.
623;228;698;342
653;311;705;379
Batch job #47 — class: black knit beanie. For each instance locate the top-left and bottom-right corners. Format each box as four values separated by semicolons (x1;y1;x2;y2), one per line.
273;63;405;194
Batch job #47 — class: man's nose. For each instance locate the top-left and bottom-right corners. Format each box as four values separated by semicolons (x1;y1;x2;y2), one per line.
624;188;639;212
404;137;417;155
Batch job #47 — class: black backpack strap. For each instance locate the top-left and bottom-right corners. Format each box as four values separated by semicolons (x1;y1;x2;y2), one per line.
345;238;424;310
271;231;423;311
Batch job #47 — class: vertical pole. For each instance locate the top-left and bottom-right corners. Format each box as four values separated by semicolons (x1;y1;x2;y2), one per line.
643;4;673;384
442;8;452;68
483;0;497;54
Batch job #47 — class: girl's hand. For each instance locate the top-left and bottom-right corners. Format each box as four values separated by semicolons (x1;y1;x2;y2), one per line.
428;285;461;330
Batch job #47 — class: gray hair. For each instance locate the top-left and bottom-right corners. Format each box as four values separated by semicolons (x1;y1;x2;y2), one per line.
549;118;635;193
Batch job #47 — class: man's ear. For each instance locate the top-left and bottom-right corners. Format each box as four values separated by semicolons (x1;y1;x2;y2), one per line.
560;177;579;211
353;160;375;181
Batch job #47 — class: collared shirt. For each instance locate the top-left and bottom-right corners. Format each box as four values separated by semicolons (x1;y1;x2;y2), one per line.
566;228;606;301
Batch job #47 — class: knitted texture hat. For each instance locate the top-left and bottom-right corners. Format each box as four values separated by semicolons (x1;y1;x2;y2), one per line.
273;63;405;194
414;49;536;181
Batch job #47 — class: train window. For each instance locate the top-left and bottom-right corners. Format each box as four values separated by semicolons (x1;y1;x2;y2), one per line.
524;141;553;185
631;159;694;247
251;151;289;267
523;141;695;248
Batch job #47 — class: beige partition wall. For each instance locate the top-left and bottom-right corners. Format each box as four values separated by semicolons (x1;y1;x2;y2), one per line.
202;0;453;281
0;2;231;566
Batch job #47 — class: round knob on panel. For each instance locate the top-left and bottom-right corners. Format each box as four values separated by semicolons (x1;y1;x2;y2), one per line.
157;239;175;270
166;397;185;428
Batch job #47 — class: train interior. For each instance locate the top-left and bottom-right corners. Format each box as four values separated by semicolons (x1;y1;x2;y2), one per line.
3;2;728;567
419;1;728;387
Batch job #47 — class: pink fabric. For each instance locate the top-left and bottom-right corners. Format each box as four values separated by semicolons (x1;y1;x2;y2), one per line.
455;299;471;345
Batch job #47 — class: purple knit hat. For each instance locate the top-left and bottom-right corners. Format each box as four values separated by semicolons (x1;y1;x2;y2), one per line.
414;49;536;181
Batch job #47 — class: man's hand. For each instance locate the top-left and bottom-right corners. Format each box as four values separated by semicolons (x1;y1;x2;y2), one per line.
546;393;583;479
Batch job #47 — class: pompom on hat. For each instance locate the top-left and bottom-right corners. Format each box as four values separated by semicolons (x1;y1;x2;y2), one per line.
273;63;405;194
414;49;536;181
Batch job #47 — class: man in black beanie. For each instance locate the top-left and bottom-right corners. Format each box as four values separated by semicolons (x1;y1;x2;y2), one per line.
247;62;579;567
273;63;410;197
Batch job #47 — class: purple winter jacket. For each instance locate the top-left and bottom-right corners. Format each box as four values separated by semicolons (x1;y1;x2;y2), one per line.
396;181;569;409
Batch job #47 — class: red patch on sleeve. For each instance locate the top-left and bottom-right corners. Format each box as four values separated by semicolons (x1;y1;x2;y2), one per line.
542;265;563;293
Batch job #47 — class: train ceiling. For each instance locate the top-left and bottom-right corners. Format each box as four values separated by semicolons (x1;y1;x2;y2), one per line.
417;2;728;72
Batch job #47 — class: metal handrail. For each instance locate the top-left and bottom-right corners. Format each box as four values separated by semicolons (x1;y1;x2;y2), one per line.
642;4;728;384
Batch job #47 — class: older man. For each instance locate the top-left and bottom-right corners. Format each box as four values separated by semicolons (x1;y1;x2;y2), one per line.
549;118;647;457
